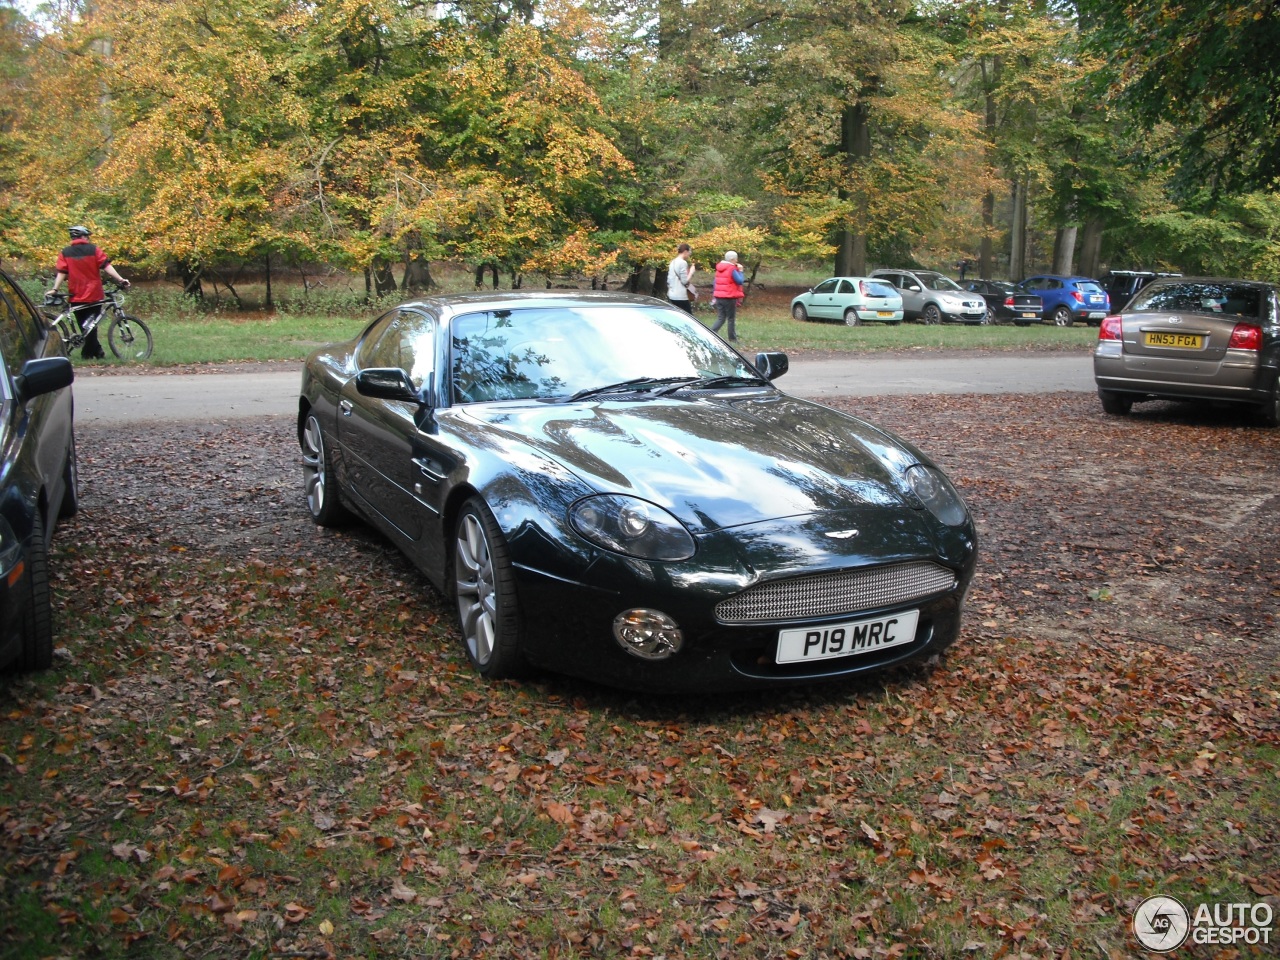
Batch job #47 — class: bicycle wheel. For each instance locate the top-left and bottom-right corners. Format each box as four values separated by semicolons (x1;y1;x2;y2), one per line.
50;316;78;357
107;314;153;360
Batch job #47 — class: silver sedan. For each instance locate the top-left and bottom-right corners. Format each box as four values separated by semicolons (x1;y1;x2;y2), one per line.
1093;277;1280;426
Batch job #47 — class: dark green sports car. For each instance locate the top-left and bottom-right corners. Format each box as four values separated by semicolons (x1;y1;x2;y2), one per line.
298;292;977;692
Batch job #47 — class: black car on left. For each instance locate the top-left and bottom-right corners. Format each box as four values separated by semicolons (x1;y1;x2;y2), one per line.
960;280;1044;325
0;268;77;672
298;292;977;693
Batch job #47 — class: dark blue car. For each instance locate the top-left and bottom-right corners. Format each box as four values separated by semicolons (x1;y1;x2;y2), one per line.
0;268;76;672
1015;275;1111;327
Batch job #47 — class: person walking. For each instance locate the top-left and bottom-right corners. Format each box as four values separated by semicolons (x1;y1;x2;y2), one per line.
666;243;696;314
710;251;745;341
47;225;130;360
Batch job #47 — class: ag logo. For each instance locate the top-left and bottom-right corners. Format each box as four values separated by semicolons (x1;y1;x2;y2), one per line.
1133;895;1190;951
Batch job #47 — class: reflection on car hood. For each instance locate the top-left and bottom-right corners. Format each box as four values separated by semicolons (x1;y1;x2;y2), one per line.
461;393;919;532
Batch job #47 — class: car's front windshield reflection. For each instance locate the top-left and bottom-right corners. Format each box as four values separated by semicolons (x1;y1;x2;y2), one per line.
449;305;752;403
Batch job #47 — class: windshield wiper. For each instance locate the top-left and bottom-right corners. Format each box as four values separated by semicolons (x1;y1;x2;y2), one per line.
563;376;694;403
654;374;767;396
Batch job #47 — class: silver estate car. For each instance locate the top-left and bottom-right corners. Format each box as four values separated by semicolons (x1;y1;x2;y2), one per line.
1093;277;1280;427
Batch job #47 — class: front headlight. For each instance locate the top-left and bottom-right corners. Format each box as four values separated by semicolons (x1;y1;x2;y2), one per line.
904;464;969;527
569;495;696;561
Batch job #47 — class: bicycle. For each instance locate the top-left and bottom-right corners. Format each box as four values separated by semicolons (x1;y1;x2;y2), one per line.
41;281;153;361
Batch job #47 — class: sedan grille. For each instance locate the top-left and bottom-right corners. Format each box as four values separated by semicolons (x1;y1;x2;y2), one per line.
715;561;957;624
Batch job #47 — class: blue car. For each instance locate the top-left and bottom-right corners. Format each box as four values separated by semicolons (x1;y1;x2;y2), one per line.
1015;275;1111;327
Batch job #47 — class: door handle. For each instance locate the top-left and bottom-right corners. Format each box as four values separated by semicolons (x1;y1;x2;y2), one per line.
412;456;446;482
339;399;353;417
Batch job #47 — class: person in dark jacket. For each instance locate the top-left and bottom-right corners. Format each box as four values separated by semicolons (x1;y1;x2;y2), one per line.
47;226;130;359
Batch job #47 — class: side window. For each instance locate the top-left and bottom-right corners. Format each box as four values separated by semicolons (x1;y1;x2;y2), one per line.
813;279;838;294
356;309;435;390
1049;279;1063;291
0;274;37;360
836;280;855;295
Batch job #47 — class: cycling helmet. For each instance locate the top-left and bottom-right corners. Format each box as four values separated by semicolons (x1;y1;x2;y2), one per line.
69;225;91;238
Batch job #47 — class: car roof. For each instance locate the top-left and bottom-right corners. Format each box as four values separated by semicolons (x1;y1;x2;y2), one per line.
1142;276;1278;290
388;290;672;318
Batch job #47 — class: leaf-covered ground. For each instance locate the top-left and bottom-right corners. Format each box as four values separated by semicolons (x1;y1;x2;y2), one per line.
1;392;1276;959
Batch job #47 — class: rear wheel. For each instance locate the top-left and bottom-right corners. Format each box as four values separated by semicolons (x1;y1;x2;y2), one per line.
843;308;860;327
19;516;53;671
301;414;349;526
1098;389;1133;416
1052;306;1074;327
983;306;996;324
454;497;524;678
921;304;942;325
108;315;153;360
791;303;808;321
1258;378;1280;428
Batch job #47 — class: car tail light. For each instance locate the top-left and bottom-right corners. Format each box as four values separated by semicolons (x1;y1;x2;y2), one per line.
1003;296;1015;307
1098;315;1123;341
1071;290;1084;303
1228;323;1262;351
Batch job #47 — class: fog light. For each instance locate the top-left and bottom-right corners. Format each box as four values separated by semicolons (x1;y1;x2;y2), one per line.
612;609;683;660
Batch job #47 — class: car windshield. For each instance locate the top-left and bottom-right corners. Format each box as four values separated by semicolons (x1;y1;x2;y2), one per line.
917;273;962;292
1130;282;1264;318
449;304;756;402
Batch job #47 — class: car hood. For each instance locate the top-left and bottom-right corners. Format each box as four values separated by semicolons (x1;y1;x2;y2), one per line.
459;392;924;533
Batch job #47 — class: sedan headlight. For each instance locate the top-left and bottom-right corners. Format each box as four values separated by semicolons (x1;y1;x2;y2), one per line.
570;495;696;561
904;464;969;527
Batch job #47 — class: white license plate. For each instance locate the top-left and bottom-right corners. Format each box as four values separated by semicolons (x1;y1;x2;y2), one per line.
1088;311;1106;318
1020;312;1037;318
777;610;920;664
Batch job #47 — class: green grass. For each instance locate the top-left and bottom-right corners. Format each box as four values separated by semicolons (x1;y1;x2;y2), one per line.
16;268;1098;366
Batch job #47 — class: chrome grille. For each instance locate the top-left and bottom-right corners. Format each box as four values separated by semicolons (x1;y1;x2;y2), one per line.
715;561;957;624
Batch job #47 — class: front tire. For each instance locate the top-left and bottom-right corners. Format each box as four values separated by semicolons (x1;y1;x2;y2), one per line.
1098;389;1133;416
301;414;349;526
108;315;153;360
921;304;942;325
19;516;53;671
454;497;524;678
982;306;996;325
843;308;861;327
791;303;809;322
58;434;79;519
1052;306;1074;327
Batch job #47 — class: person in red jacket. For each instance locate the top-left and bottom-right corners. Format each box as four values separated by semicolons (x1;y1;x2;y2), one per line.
711;251;745;342
47;225;131;359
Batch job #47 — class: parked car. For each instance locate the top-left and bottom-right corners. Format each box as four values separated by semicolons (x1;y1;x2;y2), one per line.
1093;276;1280;426
0;268;77;672
1098;270;1182;313
869;269;988;324
299;292;977;692
961;280;1044;325
790;277;903;325
1015;275;1111;326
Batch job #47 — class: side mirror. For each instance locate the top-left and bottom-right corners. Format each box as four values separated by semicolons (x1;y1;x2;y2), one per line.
754;351;789;381
355;367;422;403
14;356;73;404
907;284;922;292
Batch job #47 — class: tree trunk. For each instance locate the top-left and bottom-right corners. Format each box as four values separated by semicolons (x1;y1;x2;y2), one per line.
474;263;499;289
1078;219;1104;278
264;253;273;310
835;102;871;276
372;260;397;297
1053;226;1078;276
179;262;204;299
980;59;1000;279
402;256;436;293
1009;179;1027;282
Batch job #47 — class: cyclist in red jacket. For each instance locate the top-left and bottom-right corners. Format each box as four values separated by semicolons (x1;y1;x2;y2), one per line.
47;226;131;359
